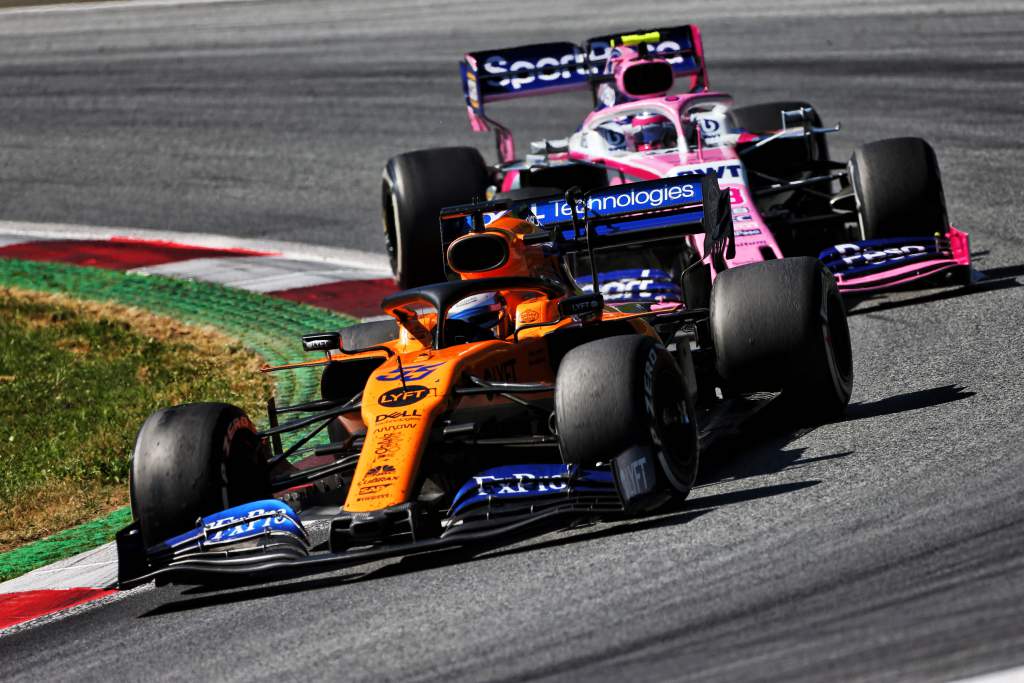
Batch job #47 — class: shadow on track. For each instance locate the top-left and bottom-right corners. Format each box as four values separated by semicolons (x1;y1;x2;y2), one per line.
696;382;972;485
139;478;821;618
847;263;1023;317
845;384;975;421
141;571;370;617
695;398;851;486
474;479;819;565
139;387;972;618
980;262;1024;280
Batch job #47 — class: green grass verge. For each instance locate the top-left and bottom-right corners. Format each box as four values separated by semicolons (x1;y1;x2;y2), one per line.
0;288;273;555
2;509;133;581
0;259;358;581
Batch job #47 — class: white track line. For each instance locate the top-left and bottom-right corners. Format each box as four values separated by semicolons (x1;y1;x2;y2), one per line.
956;666;1024;683
0;235;31;248
0;543;118;594
130;255;391;289
0;585;153;639
0;0;256;16
0;220;391;273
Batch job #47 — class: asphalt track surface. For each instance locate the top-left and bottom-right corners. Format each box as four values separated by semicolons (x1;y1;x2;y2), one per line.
1;1;1024;680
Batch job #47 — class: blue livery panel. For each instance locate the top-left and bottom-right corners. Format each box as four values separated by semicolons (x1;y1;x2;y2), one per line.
154;499;308;553
819;236;948;277
449;464;616;517
578;268;681;303
530;176;703;226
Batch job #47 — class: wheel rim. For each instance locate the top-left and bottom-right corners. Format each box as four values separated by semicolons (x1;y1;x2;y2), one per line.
644;347;699;493
820;275;854;400
381;178;399;279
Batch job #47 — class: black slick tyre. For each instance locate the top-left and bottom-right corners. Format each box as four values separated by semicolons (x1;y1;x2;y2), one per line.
130;403;269;547
849;137;948;240
382;147;489;289
555;335;699;507
727;100;829;176
711;257;853;421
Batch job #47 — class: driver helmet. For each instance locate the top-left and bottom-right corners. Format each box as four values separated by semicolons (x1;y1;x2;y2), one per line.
448;292;503;342
631;111;675;151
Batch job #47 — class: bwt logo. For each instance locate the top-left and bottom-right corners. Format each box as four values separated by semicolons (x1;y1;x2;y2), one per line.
673;162;744;181
482;41;686;91
532;183;697;222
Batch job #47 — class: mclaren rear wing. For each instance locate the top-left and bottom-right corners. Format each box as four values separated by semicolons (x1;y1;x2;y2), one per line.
439;173;734;288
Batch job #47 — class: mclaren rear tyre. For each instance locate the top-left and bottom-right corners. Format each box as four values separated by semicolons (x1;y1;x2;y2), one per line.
382;147;489;289
849;137;948;240
130;403;270;548
555;335;699;512
711;257;853;422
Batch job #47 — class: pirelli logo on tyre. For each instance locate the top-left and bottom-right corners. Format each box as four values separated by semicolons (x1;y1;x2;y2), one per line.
378;385;431;407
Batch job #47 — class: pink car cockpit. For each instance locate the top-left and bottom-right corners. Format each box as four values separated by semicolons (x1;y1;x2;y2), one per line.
579;95;737;159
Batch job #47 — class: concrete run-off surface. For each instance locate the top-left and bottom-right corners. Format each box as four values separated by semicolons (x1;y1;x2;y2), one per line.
1;1;1024;681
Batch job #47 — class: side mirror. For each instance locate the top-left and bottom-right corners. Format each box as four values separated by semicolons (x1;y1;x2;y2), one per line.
301;332;341;353
781;106;815;129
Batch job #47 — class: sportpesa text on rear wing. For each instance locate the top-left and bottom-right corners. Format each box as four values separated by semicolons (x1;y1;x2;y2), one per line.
439;173;734;284
461;25;708;161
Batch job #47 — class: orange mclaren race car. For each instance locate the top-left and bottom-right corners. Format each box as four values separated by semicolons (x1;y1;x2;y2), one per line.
117;174;852;587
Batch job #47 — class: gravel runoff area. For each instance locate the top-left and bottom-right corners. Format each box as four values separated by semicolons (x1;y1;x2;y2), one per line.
1;1;1023;681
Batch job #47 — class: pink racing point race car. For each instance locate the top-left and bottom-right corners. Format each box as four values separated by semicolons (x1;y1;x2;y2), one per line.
381;24;971;303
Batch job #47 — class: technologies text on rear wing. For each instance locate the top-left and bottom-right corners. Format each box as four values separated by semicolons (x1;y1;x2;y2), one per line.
439;172;735;294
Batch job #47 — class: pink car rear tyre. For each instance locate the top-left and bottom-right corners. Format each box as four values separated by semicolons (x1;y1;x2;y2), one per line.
382;147;489;289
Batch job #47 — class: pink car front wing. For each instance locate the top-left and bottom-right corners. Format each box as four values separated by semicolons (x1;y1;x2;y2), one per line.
818;227;971;294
